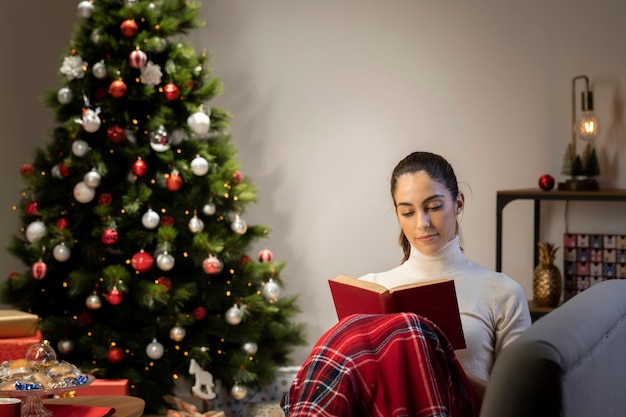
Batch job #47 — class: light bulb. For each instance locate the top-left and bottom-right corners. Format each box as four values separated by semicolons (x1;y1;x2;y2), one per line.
577;110;598;142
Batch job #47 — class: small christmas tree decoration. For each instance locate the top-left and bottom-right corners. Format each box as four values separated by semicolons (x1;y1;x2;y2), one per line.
31;259;48;280
25;201;38;216
120;19;138;38
52;242;71;262
150;125;170;152
140;61;163;86
129;49;148;69
84;169;102;188
230;383;247;400
156;251;175;271
163;83;180;101
25;220;47;243
108;80;127;98
107;125;125;143
202;255;223;275
131;250;153;273
132;157;148;177
141;208;160;229
106;346;124;363
106;287;123;305
187;110;210;135
79;108;102;133
92;60;108;79
146;339;164;360
86;293;102;310
77;1;94;19
169;325;186;342
73;181;96;203
71;139;89;157
57;86;73;104
225;305;243;325
57;338;75;355
231;213;247;235
262;278;280;302
188;214;204;233
258;248;273;263
190;155;209;176
60;55;87;81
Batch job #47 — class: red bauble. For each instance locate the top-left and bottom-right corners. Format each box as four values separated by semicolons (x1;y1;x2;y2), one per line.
106;346;124;363
160;215;175;226
56;218;69;230
107;287;123;305
25;201;38;216
163;83;180;101
98;193;113;206
109;80;127;98
258;248;273;263
202;255;223;275
31;260;47;280
239;254;252;265
20;163;35;177
232;171;243;185
107;125;125;143
132;158;148;177
131;250;153;273
155;276;172;291
58;162;70;178
101;228;118;245
166;172;183;191
539;174;555;191
129;49;147;69
120;19;138;38
194;306;207;321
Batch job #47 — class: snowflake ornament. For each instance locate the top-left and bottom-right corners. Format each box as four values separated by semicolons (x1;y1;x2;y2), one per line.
60;55;87;81
140;61;163;86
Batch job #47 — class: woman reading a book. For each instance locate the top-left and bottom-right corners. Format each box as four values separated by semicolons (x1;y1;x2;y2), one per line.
281;151;531;416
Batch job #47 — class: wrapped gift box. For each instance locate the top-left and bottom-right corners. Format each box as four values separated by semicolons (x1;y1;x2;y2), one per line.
0;330;42;362
0;309;39;338
74;378;129;396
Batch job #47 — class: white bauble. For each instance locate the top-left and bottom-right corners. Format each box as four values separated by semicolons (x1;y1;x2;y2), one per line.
187;111;210;135
262;278;281;302
25;220;47;243
57;338;75;355
146;339;164;360
71;140;89;157
230;384;247;400
225;305;242;325
57;87;73;105
188;215;204;234
92;61;107;79
77;1;94;18
242;342;258;355
141;209;160;229
231;214;247;235
73;181;96;203
190;156;209;176
169;325;186;342
86;294;102;310
53;242;71;262
156;251;175;271
83;169;101;188
202;203;216;216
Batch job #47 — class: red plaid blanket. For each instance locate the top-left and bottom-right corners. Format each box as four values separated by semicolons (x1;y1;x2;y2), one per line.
281;313;480;417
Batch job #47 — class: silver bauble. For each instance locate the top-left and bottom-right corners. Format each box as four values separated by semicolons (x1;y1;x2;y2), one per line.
230;384;247;400
231;214;247;235
73;181;96;203
83;169;101;188
91;29;101;44
202;203;216;216
25;220;47;243
124;0;138;5
187;111;211;135
146;339;164;360
53;242;71;262
169;325;186;342
262;279;281;302
92;61;108;79
57;87;73;104
156;251;175;271
86;294;102;310
57;338;75;355
242;342;258;355
190;156;209;176
150;125;170;152
77;1;94;18
141;209;160;229
225;305;243;325
71;139;89;157
188;215;204;234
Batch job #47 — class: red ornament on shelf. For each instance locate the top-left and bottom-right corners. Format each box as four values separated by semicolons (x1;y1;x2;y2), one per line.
163;83;180;101
107;287;123;305
258;248;273;263
132;158;148;177
106;346;124;363
107;125;125;143
109;80;127;98
131;250;154;273
101;228;118;245
539;174;555;191
166;172;183;191
31;259;47;280
25;201;38;216
120;19;138;38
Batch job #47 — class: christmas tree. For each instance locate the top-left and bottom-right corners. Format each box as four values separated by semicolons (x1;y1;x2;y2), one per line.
1;0;305;413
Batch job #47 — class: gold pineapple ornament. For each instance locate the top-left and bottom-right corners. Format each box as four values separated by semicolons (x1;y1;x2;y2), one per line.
533;242;562;307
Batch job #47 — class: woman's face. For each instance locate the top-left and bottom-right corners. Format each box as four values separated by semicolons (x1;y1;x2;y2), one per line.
393;171;464;256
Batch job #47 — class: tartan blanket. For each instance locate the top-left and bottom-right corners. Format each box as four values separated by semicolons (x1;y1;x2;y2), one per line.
281;313;480;417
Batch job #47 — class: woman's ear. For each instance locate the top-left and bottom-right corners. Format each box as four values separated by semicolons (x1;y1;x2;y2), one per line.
455;192;465;215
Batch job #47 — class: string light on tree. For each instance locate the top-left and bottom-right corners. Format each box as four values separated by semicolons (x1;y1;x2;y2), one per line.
225;305;243;325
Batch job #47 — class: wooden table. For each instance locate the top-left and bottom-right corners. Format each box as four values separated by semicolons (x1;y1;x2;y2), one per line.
43;395;144;417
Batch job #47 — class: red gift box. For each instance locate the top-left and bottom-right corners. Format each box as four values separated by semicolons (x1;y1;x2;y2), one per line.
74;378;129;396
0;330;43;362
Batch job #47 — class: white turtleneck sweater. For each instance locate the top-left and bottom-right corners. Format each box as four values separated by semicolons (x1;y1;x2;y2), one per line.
359;236;531;381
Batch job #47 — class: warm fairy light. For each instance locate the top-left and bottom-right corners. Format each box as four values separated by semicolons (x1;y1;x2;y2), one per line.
120;209;126;214
145;366;150;371
87;332;92;336
11;205;16;211
41;171;46;176
183;351;189;357
132;119;138;125
111;342;117;347
184;210;190;215
72;315;78;320
217;349;223;355
135;77;140;83
175;345;181;351
160;208;166;213
155;24;160;30
183;252;188;257
223;193;229;198
177;149;182;154
233;196;238;201
172;374;179;380
150;179;156;184
63;282;68;288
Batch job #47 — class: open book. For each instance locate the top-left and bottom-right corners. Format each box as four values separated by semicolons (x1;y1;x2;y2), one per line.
328;275;466;349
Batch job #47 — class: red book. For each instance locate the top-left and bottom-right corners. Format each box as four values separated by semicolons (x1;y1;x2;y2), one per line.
328;275;466;349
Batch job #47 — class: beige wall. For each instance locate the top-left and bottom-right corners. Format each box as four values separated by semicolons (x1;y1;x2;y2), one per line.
2;0;626;365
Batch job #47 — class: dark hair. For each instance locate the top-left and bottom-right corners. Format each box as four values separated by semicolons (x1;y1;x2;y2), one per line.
390;152;460;262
